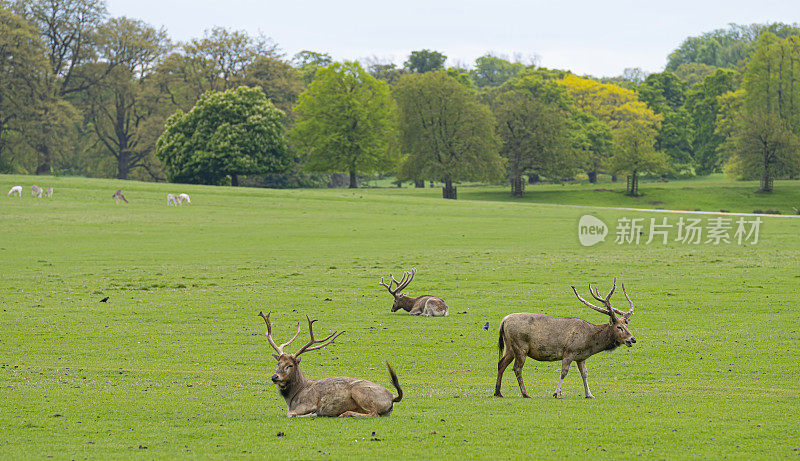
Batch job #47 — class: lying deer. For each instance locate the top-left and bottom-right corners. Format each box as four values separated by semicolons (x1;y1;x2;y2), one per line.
495;277;636;399
259;311;403;417
379;268;449;316
112;189;128;204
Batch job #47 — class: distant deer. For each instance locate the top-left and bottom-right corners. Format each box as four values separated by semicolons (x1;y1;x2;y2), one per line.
167;194;180;206
379;268;449;316
31;185;43;198
259;311;403;417
178;193;191;205
45;187;53;198
7;186;22;197
495;278;637;399
112;189;128;204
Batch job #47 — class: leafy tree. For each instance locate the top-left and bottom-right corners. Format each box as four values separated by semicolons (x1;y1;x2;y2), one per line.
394;71;503;198
242;55;303;116
404;49;446;73
684;68;737;174
363;57;408;85
638;72;694;170
471;54;524;88
608;120;668;196
570;112;613;183
77;16;171;179
666;22;800;71
673;62;718;88
293;50;332;85
290;61;398;188
156;86;290;185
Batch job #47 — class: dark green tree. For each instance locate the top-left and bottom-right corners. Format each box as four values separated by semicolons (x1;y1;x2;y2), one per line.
156;86;290;185
685;68;737;174
638;72;694;170
471;54;524;88
404;49;446;73
394;71;503;199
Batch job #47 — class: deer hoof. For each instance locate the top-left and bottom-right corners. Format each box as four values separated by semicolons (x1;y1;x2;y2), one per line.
522;393;531;399
553;392;563;399
585;394;595;399
493;392;503;398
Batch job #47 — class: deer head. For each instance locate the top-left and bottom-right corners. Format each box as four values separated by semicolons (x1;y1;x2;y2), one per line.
571;277;637;347
258;311;344;390
379;268;416;312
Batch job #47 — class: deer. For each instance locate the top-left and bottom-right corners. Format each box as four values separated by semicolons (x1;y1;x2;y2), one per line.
31;185;43;198
7;186;22;197
259;311;403;417
178;193;191;205
112;189;128;204
45;187;53;198
494;277;636;399
167;193;181;206
379;268;449;316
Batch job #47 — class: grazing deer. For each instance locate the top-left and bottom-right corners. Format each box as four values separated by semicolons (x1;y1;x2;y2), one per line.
178;193;191;205
112;189;128;204
31;185;43;198
7;186;22;197
45;187;53;198
495;278;636;399
259;311;403;417
379;268;449;316
167;193;180;206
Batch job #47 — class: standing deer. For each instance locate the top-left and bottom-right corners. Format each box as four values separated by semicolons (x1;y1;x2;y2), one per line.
495;278;636;399
112;189;128;204
45;187;53;198
31;185;43;198
259;311;403;417
7;186;22;197
379;268;449;316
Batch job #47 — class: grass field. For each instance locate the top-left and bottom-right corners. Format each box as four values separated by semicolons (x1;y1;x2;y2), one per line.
1;174;799;459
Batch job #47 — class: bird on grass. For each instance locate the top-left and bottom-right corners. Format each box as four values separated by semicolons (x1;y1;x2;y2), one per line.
100;296;109;302
482;322;490;330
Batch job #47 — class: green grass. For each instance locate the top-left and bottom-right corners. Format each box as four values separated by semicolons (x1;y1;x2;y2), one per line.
1;174;799;459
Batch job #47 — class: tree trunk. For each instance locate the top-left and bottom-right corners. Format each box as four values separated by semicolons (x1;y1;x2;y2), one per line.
414;180;424;188
760;170;773;192
611;174;618;183
587;170;597;184
231;174;239;187
626;171;639;196
117;152;129;179
349;168;357;188
442;178;457;199
511;173;524;197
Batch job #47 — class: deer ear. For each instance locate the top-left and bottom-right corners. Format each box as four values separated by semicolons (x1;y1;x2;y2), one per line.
272;354;280;361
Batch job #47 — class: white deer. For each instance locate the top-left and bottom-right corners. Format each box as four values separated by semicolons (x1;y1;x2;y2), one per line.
167;194;181;206
7;186;22;197
31;185;43;198
178;193;191;205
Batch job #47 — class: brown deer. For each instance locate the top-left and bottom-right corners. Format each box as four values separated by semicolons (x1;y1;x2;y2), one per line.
494;278;636;399
258;311;403;417
379;268;449;316
112;189;128;204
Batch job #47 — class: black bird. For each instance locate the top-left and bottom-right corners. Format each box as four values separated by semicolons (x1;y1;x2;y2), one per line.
482;322;490;330
100;296;109;302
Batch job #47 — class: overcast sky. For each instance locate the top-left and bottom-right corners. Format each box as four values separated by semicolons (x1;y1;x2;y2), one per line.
107;0;800;77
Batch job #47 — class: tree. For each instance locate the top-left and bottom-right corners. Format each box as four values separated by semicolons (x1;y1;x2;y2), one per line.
156;86;290;185
394;71;504;199
721;110;800;192
404;49;446;73
242;55;303;116
608;120;668;196
492;74;576;196
290;61;398;188
471;54;524;88
637;72;694;170
570;112;613;183
684;68;737;174
673;62;718;88
293;50;332;85
77;16;171;179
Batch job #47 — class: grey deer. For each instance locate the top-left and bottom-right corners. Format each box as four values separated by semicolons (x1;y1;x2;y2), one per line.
259;311;403;417
379;268;449;316
494;278;637;399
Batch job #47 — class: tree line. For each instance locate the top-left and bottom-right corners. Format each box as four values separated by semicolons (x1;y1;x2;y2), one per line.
2;1;799;197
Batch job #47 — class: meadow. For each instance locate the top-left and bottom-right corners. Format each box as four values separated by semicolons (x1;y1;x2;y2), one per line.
1;174;799;459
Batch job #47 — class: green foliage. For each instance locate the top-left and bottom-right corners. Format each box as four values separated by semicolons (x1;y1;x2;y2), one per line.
673;62;719;87
666;22;800;71
394;71;504;188
293;50;333;85
404;49;446;73
290;61;398;187
638;72;694;169
470;54;525;88
685;69;737;174
569;112;614;181
156;86;290;185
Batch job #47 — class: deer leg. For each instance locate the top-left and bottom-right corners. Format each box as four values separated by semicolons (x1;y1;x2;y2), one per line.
553;358;572;399
338;410;379;417
494;350;514;397
512;352;530;398
577;360;594;399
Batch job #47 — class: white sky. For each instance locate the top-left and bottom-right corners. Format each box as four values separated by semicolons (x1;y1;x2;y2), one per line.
107;0;800;77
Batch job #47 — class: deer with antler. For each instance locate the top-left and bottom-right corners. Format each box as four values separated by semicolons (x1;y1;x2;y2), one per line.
258;311;403;417
495;277;637;399
379;268;449;316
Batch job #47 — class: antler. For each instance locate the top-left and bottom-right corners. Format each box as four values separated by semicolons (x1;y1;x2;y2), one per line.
379;268;416;296
395;267;416;294
258;311;301;356
589;277;626;316
294;315;345;357
571;286;614;317
621;282;635;321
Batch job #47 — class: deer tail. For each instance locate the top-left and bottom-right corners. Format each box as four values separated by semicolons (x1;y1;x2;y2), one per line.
498;320;506;360
386;362;402;403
